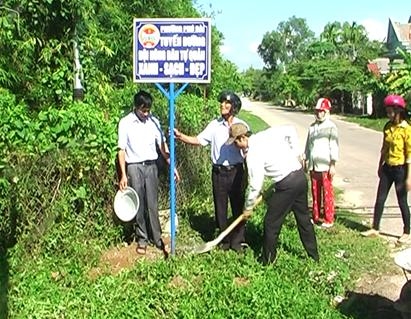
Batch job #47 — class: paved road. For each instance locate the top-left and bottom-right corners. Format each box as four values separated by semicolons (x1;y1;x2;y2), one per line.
242;98;408;239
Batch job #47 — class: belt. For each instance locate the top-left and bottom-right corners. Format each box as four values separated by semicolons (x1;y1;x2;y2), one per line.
129;160;157;166
384;163;405;169
275;168;304;187
212;164;242;171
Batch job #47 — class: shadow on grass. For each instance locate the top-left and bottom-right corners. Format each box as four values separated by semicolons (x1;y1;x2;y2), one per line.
336;213;402;240
245;221;263;256
246;219;320;260
336;215;370;233
337;291;402;319
188;211;215;242
188;210;262;245
119;219;135;244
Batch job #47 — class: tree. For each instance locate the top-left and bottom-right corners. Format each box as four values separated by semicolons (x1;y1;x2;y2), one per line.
294;21;384;109
242;67;269;99
257;31;284;71
321;22;342;46
386;48;411;101
277;16;315;65
258;16;314;71
0;0;209;109
274;72;302;107
319;21;383;65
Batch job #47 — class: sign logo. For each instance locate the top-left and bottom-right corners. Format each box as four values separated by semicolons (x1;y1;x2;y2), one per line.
138;24;160;49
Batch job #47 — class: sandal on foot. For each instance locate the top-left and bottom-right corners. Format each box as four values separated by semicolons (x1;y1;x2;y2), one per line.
361;229;379;237
397;233;411;244
136;244;147;255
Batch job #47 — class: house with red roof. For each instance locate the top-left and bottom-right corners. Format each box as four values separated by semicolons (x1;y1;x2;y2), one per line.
366;16;411;77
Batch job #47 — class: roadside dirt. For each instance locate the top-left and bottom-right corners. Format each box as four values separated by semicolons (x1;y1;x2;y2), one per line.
354;271;407;301
87;237;170;280
339;241;411;318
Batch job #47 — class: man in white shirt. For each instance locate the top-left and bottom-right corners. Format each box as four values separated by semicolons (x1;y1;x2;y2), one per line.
174;91;249;252
226;123;319;264
118;90;179;257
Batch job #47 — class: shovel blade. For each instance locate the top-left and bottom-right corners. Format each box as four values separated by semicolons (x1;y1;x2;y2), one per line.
191;241;216;254
190;196;263;255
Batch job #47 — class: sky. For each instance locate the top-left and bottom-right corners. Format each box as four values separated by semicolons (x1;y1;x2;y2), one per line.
194;0;410;70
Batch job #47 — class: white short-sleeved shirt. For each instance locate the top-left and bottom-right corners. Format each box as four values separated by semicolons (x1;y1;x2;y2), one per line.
245;125;302;207
117;112;165;164
197;117;248;166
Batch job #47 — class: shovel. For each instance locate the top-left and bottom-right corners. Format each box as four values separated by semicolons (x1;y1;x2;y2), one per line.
192;195;263;254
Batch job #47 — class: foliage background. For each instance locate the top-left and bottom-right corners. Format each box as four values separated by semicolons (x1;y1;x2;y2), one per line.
243;17;411;115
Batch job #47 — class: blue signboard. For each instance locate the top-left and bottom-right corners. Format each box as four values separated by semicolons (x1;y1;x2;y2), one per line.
133;18;211;83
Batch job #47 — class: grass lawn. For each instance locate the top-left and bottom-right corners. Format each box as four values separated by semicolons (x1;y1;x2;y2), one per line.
239;111;270;133
342;114;387;132
5;207;394;319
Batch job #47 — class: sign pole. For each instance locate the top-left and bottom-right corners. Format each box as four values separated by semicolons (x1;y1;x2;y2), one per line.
156;82;188;256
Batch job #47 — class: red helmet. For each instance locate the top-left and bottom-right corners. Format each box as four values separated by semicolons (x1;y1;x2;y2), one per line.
384;94;406;109
315;98;331;111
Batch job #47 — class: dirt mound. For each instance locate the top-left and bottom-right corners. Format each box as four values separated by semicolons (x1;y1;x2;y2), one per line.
88;238;170;280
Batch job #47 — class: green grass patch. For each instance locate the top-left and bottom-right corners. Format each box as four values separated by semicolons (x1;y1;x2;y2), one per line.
6;204;393;319
239;111;270;133
342;115;387;132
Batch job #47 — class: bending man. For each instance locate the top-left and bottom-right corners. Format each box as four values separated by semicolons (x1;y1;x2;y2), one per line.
227;123;319;264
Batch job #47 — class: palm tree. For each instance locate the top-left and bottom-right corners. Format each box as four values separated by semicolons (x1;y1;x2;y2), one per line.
321;22;341;46
340;22;367;62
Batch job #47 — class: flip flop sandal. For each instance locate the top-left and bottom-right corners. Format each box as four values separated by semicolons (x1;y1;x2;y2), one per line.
136;245;147;255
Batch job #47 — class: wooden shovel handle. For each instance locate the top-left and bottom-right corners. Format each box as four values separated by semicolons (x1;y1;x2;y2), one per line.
214;195;263;243
243;195;263;215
